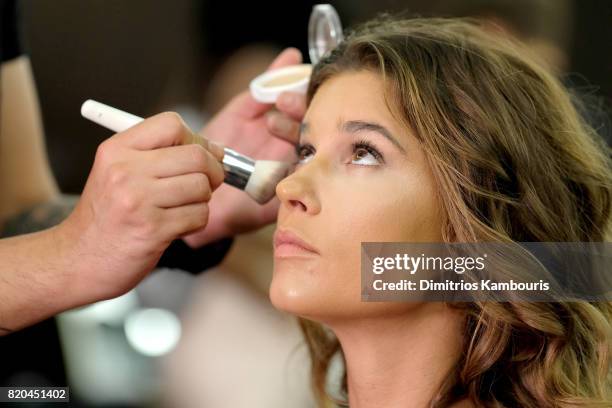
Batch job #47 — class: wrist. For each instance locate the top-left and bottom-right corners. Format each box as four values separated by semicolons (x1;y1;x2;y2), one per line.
182;219;232;248
44;223;86;310
0;226;80;332
50;218;105;310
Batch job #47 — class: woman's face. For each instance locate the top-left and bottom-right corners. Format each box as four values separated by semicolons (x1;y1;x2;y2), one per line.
271;70;443;322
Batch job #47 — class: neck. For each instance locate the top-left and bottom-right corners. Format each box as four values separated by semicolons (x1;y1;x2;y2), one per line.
328;304;466;408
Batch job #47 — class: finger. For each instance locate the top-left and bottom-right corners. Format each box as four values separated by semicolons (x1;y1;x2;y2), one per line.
266;111;301;145
162;202;210;237
185;132;225;161
228;48;304;119
153;173;212;208
117;112;188;150
276;91;307;121
116;111;224;159
267;47;302;71
145;144;225;188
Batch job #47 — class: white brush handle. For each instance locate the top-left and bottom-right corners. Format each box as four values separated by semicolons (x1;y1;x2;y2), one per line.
80;99;283;204
81;99;144;133
81;99;255;193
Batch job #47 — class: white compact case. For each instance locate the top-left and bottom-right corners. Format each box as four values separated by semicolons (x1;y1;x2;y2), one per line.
249;4;344;103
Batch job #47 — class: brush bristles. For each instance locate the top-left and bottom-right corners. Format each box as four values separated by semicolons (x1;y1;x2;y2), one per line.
244;160;292;204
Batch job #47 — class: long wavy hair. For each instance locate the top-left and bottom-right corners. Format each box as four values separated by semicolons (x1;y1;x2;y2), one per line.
299;16;612;407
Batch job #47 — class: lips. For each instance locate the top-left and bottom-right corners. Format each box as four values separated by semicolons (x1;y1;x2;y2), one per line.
273;229;320;257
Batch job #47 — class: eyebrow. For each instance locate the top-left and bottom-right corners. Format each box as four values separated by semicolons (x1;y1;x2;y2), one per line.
299;120;406;153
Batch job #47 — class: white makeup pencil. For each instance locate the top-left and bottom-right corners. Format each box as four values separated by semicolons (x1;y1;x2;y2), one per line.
81;99;291;204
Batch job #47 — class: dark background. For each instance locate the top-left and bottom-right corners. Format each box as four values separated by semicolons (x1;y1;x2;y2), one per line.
19;0;612;194
2;0;611;406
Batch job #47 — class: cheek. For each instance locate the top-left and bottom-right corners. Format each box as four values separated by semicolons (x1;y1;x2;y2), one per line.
317;172;438;294
324;168;442;244
271;167;442;320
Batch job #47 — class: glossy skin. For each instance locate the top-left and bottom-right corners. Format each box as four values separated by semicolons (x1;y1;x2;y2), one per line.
271;70;468;408
271;70;444;322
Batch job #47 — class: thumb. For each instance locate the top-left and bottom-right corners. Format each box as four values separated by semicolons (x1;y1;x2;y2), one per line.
230;48;303;119
267;47;303;71
186;132;225;162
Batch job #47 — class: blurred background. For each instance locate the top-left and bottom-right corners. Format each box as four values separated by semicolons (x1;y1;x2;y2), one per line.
1;0;610;407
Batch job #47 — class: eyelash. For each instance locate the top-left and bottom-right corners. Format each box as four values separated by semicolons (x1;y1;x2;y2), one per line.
294;138;385;165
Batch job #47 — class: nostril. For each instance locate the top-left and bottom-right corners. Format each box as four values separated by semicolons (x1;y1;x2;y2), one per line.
289;199;307;211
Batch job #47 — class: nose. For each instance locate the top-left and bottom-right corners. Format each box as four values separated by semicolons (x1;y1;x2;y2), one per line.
276;167;321;215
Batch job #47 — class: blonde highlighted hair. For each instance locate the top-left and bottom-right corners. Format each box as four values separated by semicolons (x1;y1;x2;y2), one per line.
301;16;612;407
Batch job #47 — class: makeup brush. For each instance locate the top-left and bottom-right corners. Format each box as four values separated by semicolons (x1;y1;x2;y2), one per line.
80;99;291;204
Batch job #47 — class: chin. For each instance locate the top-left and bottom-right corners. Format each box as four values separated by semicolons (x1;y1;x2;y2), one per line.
269;266;359;322
270;257;414;322
269;282;311;317
269;259;325;318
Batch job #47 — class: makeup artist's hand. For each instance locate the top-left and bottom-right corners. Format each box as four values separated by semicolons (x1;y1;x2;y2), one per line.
57;113;225;301
182;47;307;248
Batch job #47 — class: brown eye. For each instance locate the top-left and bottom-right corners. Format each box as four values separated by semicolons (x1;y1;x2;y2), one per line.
353;147;369;161
295;144;315;163
351;141;383;166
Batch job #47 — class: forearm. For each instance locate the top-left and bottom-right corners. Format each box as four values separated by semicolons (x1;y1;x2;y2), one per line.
0;196;79;334
0;226;76;335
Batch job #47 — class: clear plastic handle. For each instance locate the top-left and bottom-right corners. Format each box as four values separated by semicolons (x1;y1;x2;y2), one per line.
308;4;344;64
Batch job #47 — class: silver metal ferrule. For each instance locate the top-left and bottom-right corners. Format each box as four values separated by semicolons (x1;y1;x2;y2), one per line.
222;147;255;190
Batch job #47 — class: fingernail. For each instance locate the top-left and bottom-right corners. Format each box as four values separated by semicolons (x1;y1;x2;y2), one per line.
278;92;296;108
210;141;225;159
270;114;292;134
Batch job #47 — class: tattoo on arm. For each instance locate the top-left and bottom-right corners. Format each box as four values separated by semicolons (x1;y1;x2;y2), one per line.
0;195;78;238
